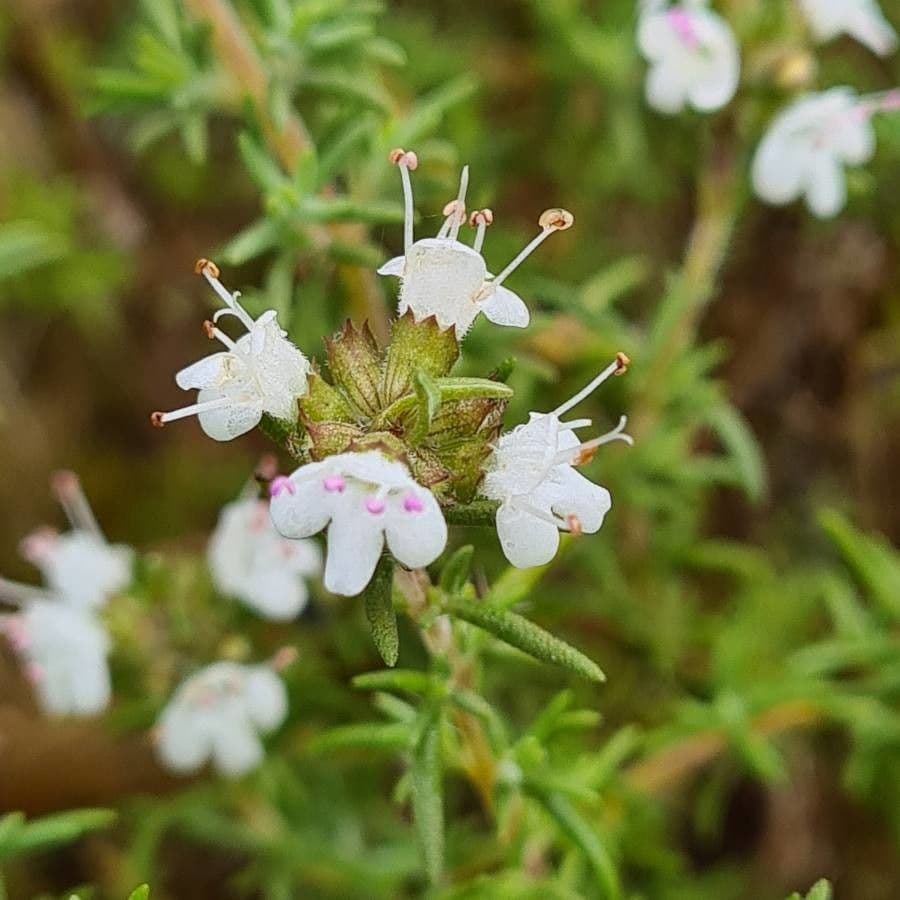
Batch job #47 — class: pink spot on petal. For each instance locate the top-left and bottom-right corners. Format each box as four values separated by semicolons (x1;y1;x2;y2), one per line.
323;475;346;493
403;493;424;513
667;8;700;50
269;476;295;498
366;497;386;515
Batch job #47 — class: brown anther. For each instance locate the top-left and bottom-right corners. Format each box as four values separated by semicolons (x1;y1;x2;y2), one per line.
614;351;630;375
442;199;466;221
194;258;220;278
566;514;583;536
573;446;598;467
469;208;494;227
538;208;575;231
51;470;79;496
389;147;418;170
203;319;216;339
150;412;166;428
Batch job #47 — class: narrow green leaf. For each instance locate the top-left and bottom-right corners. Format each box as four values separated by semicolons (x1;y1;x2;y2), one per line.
703;404;766;503
238;132;286;192
439;545;474;594
786;879;832;900
308;722;410;754
353;669;434;695
410;369;441;444
219;219;281;266
295;196;404;225
0;814;24;857
364;555;399;666
412;710;444;885
127;886;151;900
525;785;620;899
446;598;605;682
0;809;116;861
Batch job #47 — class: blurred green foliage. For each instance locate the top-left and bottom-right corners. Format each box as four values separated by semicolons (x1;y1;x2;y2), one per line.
1;0;900;898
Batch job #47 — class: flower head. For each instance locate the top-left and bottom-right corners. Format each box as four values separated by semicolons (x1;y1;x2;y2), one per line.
209;494;322;620
638;1;740;114
155;660;289;777
152;260;311;441
15;471;133;610
269;449;448;596
799;0;897;56
751;87;892;218
1;601;111;717
482;354;632;568
378;149;573;336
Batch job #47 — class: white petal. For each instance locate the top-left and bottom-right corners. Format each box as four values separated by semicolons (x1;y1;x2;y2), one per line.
805;154;847;218
846;4;898;55
242;569;309;620
645;65;688;114
175;353;235;390
480;285;530;328
377;255;406;276
269;471;333;539
339;451;417;489
195;388;262;441
284;539;323;577
156;704;210;773
833;118;876;166
244;667;288;732
537;467;612;535
323;494;385;595
495;501;561;568
638;12;678;60
211;722;264;777
383;488;448;569
751;134;807;206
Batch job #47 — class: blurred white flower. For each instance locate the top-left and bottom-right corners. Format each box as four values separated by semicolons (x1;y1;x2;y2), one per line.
483;354;632;568
13;471;133;611
0;601;111;717
152;260;310;441
269;450;447;596
209;495;321;620
638;1;740;114
751;87;889;218
155;661;289;777
799;0;897;56
378;149;573;336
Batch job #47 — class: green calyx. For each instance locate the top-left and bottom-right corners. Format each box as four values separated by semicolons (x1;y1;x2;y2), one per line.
296;311;512;503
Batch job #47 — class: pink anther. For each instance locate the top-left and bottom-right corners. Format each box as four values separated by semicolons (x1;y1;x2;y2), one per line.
403;493;425;513
323;475;346;493
269;476;295;498
365;497;386;515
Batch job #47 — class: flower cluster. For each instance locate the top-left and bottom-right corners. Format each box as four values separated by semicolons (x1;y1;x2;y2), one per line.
0;472;132;716
636;0;900;218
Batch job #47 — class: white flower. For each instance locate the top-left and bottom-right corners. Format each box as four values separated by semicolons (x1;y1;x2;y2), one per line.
751;87;878;218
16;471;133;610
155;661;288;777
482;354;632;568
378;149;574;336
799;0;897;56
638;1;740;114
152;259;311;441
209;495;322;620
269;450;448;596
0;602;111;717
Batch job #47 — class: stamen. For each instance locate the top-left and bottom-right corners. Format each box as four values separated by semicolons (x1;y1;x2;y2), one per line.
19;527;58;565
511;498;570;531
150;395;231;427
195;259;255;331
551;354;624;419
390;148;418;252
204;320;241;353
553;416;634;467
0;576;48;607
269;476;296;498
490;208;574;289
365;497;387;515
566;514;583;536
270;645;299;672
469;208;493;253
439;165;469;242
322;475;346;493
50;470;103;536
403;492;425;513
